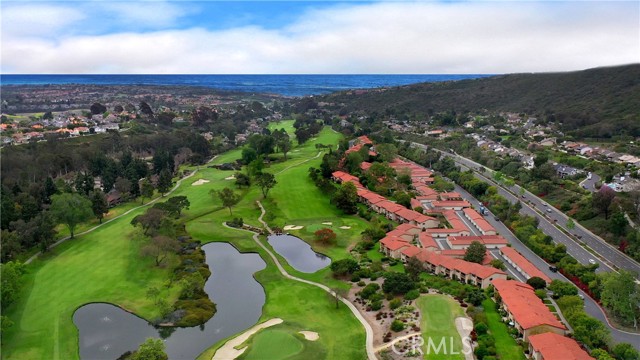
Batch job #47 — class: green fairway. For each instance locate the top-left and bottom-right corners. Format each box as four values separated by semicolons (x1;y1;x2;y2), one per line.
416;295;466;360
481;299;526;360
1;209;181;360
2;120;368;360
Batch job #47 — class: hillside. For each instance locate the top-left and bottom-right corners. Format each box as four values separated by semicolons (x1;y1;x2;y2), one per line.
321;64;640;138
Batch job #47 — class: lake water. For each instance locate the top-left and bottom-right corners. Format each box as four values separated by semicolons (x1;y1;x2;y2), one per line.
267;234;331;273
73;242;266;360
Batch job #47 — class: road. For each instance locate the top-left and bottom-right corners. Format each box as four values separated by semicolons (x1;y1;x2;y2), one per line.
447;176;640;347
579;172;601;192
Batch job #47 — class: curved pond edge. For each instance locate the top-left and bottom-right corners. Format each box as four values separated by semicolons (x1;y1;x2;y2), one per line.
265;234;332;273
73;241;268;360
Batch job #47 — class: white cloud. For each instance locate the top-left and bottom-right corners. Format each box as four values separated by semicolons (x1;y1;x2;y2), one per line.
1;4;85;38
2;1;638;74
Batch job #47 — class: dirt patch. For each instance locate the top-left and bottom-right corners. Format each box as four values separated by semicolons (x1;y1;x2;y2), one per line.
299;331;319;341
211;318;284;360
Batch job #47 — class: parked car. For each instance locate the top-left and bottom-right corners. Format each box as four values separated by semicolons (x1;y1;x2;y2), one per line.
588;259;596;265
494;216;500;221
549;266;558;272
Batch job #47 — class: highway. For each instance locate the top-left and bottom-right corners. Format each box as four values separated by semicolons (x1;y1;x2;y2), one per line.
415;143;640;277
447;174;640;347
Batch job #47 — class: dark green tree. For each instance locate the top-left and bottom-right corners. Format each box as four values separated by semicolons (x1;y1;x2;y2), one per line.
256;172;276;198
50;193;93;238
131;338;168;360
90;190;109;224
526;276;547;290
463;241;487;264
332;182;358;214
213;187;241;215
157;169;173;196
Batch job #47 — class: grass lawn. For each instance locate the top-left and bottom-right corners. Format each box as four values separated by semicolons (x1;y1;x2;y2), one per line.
481;299;526;360
238;323;326;360
416;295;466;360
1;209;181;360
3;121;369;360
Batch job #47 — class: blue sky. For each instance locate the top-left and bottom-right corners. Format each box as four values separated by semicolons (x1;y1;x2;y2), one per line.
1;1;638;74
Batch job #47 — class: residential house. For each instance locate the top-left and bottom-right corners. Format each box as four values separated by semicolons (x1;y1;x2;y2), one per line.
528;332;593;360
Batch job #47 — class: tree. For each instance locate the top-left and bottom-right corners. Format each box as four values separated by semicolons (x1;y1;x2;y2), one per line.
526;276;547;290
314;228;337;245
329;287;348;309
330;258;360;277
131;338;168;360
90;102;107;115
382;272;415;295
141;235;180;266
241;147;258;164
1;261;25;308
534;152;549;168
375;143;398;162
463;241;487;264
465;288;486;306
131;208;166;236
256;172;276;198
213;187;241;215
157;169;173;196
405;256;424;281
332;182;358;214
592;185;616;219
549;280;578;298
612;343;640;360
600;270;640;329
490;259;506;270
90;190;109;224
140;179;155;204
234;172;251;188
566;218;575;230
279;137;292;160
609;212;628;236
50;193;93;238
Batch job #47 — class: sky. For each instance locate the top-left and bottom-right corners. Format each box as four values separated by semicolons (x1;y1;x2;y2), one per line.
1;0;639;74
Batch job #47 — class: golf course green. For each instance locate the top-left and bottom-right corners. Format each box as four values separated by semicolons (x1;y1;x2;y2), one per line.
1;121;367;360
416;295;466;360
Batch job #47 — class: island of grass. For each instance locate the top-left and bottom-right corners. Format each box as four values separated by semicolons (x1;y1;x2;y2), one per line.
416;295;467;360
1;121;367;360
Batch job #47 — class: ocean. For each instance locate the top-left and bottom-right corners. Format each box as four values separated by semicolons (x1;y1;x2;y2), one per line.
0;74;492;97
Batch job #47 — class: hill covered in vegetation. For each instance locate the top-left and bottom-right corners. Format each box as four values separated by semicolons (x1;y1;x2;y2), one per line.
321;64;640;138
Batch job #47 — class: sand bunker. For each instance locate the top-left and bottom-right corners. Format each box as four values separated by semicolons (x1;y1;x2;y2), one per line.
192;179;210;186
225;176;236;180
322;222;333;225
339;226;351;229
299;331;319;341
283;225;304;231
212;318;284;360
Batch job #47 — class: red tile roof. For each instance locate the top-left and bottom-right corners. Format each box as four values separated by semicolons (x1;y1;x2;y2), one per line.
360;161;372;171
418;232;438;249
380;236;410;251
492;279;566;331
401;246;422;258
449;235;508;246
528;333;593;360
432;200;472;209
500;247;551;284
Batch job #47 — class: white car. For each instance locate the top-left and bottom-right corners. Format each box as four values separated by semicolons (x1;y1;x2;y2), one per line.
588;259;596;265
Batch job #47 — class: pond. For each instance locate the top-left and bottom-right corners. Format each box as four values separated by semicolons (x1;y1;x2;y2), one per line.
267;234;331;273
73;242;266;360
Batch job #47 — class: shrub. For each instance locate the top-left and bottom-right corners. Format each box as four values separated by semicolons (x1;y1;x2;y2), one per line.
391;319;406;332
475;322;488;335
359;283;381;299
389;298;403;310
371;300;383;311
404;289;420;300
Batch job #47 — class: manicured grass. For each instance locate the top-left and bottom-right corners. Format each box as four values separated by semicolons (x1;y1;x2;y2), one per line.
481;299;526;360
1;209;181;360
4;121;368;360
239;328;304;359
416;295;466;360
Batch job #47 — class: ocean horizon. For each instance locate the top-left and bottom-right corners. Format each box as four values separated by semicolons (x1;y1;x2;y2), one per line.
0;74;493;97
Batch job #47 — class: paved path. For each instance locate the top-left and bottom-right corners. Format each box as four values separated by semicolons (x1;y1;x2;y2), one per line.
374;332;421;352
250;201;377;360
